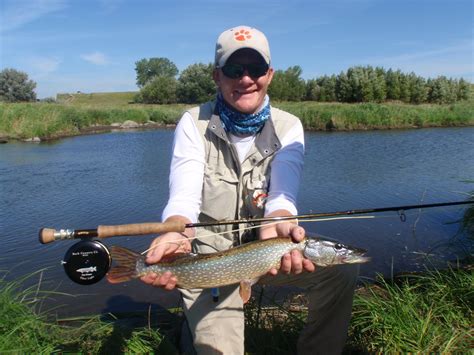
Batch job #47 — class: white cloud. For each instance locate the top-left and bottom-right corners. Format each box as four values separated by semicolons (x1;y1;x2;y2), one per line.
0;0;67;33
81;52;110;65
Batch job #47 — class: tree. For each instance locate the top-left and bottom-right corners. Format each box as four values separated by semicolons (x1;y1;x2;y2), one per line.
407;73;427;104
305;79;320;101
268;66;306;101
456;78;470;101
284;66;306;101
398;73;411;103
335;71;352;102
372;67;387;102
316;75;337;102
267;69;287;100
177;63;216;103
427;76;457;104
137;76;178;104
0;68;37;102
359;66;374;102
345;66;366;102
135;57;178;88
385;69;401;101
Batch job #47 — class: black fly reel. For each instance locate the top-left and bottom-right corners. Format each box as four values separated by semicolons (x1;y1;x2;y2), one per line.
62;239;111;285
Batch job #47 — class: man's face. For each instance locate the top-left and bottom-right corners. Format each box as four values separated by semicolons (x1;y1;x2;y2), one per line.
213;49;274;114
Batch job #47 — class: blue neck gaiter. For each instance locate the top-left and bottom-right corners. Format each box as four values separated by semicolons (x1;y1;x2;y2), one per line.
216;93;270;135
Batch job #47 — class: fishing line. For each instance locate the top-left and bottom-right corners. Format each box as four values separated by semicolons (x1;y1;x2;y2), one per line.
140;220;283;255
140;216;376;255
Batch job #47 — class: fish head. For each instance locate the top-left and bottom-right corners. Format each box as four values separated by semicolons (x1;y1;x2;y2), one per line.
304;238;370;267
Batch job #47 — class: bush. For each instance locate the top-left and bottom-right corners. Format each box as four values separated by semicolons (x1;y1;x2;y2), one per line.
177;63;216;103
138;76;178;104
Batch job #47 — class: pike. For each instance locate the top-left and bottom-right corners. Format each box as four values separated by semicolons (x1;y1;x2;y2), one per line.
39;201;473;244
107;236;369;302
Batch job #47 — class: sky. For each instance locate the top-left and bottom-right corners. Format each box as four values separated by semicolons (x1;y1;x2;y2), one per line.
0;0;472;99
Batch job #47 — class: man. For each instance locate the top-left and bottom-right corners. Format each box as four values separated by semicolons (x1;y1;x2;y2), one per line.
141;25;358;354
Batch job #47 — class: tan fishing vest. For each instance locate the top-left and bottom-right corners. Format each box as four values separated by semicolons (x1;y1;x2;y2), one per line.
187;101;300;253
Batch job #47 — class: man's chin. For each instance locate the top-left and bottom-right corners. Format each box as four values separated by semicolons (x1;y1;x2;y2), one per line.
231;98;261;114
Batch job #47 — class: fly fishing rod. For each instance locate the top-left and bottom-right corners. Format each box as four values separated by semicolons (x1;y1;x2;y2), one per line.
39;200;473;244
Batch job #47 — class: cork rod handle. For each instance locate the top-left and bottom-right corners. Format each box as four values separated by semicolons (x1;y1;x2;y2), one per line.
38;221;187;244
97;221;186;238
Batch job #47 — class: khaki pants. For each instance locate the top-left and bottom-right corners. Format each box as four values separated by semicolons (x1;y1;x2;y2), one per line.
179;264;359;355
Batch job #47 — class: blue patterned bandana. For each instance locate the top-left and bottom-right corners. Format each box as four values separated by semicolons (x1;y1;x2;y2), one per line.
216;93;270;135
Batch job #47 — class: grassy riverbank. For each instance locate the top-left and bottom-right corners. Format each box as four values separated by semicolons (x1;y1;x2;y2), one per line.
278;100;474;130
0;91;473;141
0;102;187;141
1;266;471;353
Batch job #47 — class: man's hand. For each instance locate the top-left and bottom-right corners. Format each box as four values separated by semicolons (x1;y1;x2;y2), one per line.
140;216;193;290
259;210;316;276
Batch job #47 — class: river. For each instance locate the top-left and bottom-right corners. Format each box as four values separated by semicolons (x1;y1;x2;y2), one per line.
0;127;473;317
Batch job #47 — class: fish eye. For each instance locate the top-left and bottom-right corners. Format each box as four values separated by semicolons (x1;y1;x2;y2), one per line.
334;243;343;250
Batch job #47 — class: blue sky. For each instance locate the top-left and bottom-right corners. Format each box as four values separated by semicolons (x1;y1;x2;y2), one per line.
1;0;472;98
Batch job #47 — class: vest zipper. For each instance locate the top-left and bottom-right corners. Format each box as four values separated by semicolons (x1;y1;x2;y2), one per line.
228;141;243;246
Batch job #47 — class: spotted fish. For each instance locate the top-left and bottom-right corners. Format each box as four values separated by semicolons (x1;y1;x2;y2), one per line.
107;236;369;301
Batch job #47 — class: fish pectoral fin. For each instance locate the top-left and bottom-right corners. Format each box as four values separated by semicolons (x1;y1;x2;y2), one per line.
239;279;258;304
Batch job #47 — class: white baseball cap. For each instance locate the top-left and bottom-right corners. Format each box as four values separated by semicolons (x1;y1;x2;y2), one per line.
215;25;271;67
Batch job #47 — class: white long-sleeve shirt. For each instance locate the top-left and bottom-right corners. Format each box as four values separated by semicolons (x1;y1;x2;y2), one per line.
162;111;305;223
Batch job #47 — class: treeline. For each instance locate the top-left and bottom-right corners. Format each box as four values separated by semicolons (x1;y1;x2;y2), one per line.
273;65;471;104
1;61;470;105
134;57;471;105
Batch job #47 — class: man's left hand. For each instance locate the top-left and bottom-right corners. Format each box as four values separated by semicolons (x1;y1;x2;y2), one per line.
259;210;316;275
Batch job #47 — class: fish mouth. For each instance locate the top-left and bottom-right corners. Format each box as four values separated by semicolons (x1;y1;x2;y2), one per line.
351;245;368;254
344;255;371;264
344;247;370;264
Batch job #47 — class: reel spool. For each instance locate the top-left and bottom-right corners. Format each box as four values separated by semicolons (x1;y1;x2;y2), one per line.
62;239;111;285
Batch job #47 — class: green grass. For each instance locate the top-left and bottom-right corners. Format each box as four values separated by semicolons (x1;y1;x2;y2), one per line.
0;102;188;140
1;92;473;140
348;266;473;353
246;266;473;353
57;91;137;106
0;271;177;353
276;100;474;130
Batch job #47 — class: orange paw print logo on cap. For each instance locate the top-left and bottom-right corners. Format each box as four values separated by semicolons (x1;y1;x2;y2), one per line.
234;29;252;41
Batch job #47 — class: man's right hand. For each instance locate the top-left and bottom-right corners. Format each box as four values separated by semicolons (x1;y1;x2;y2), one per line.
140;231;191;290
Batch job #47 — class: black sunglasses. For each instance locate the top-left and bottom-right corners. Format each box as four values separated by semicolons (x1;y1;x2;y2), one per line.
219;63;269;79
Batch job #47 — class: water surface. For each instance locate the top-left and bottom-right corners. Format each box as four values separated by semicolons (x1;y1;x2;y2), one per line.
0;127;472;316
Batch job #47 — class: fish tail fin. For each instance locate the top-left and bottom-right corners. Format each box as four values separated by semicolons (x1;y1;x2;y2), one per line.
107;246;141;284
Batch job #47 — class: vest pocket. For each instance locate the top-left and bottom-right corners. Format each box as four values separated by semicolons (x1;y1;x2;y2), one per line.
200;170;238;221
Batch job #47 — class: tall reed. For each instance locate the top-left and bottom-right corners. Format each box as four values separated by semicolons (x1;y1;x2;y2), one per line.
1;100;473;140
348;266;473;352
